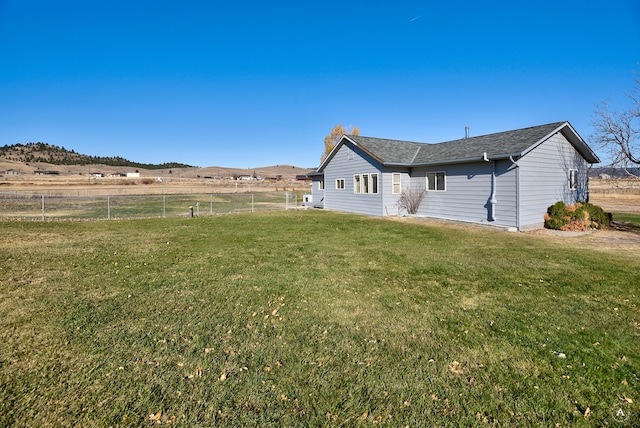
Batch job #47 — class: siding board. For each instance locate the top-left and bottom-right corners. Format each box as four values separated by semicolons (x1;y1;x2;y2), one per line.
406;161;517;226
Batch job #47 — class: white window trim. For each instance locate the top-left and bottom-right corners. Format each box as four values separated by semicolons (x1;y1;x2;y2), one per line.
318;180;324;190
392;173;401;195
426;171;446;192
569;169;578;190
353;173;379;195
336;178;345;190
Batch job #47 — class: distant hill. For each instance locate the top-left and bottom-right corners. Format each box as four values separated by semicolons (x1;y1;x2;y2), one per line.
0;142;192;170
590;166;640;178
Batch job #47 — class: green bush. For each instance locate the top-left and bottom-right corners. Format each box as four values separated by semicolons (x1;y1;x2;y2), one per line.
544;201;610;231
544;201;570;230
581;201;610;226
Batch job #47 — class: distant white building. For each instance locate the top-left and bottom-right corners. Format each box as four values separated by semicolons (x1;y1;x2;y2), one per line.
126;172;141;178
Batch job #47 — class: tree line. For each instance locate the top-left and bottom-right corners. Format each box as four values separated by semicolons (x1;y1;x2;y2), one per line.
0;142;192;170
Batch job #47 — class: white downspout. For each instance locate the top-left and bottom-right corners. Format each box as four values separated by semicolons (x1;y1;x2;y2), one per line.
509;156;520;230
484;153;496;222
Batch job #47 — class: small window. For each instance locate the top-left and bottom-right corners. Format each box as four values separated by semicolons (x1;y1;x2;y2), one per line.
354;174;361;194
336;178;345;190
392;173;401;194
569;169;578;190
427;172;446;191
318;180;324;190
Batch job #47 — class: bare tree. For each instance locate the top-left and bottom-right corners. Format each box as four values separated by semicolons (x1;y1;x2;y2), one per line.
397;188;426;215
591;76;640;177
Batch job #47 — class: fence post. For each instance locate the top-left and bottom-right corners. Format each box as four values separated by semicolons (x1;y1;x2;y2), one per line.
163;195;166;218
251;194;254;212
210;194;213;214
108;195;111;220
41;195;45;221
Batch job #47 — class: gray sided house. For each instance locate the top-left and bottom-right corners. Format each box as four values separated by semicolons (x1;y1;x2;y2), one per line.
310;122;600;231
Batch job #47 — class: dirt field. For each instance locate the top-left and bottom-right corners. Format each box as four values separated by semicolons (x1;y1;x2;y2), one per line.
0;162;314;196
0;178;312;197
589;178;640;213
1;168;638;212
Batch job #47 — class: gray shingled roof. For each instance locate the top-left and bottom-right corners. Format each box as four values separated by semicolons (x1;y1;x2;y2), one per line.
412;121;567;164
346;135;423;164
337;122;599;167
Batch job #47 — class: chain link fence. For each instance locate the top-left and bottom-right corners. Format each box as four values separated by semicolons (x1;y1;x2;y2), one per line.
0;191;303;220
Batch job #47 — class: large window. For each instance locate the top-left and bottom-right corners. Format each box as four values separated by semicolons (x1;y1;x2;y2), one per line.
569;169;578;190
318;180;324;190
426;172;446;191
336;178;345;190
392;173;401;194
354;173;379;194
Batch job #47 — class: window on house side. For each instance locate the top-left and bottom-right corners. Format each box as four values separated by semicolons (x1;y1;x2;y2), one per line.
336;178;345;190
392;173;401;194
569;169;578;190
353;173;379;194
319;180;324;190
427;172;446;191
362;174;369;194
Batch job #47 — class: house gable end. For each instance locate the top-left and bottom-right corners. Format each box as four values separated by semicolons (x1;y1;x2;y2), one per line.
519;122;600;164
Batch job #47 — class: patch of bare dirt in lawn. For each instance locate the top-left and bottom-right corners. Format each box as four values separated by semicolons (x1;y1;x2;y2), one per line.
528;227;640;254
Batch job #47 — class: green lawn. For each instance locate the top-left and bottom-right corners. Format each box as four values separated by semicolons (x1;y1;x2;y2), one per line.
613;211;640;226
0;211;638;427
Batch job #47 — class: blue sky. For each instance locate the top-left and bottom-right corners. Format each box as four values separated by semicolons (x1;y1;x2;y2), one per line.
1;1;639;168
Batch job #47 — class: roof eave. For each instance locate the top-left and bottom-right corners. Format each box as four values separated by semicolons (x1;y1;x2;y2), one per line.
349;137;386;165
383;162;415;168
562;122;601;164
410;154;517;167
